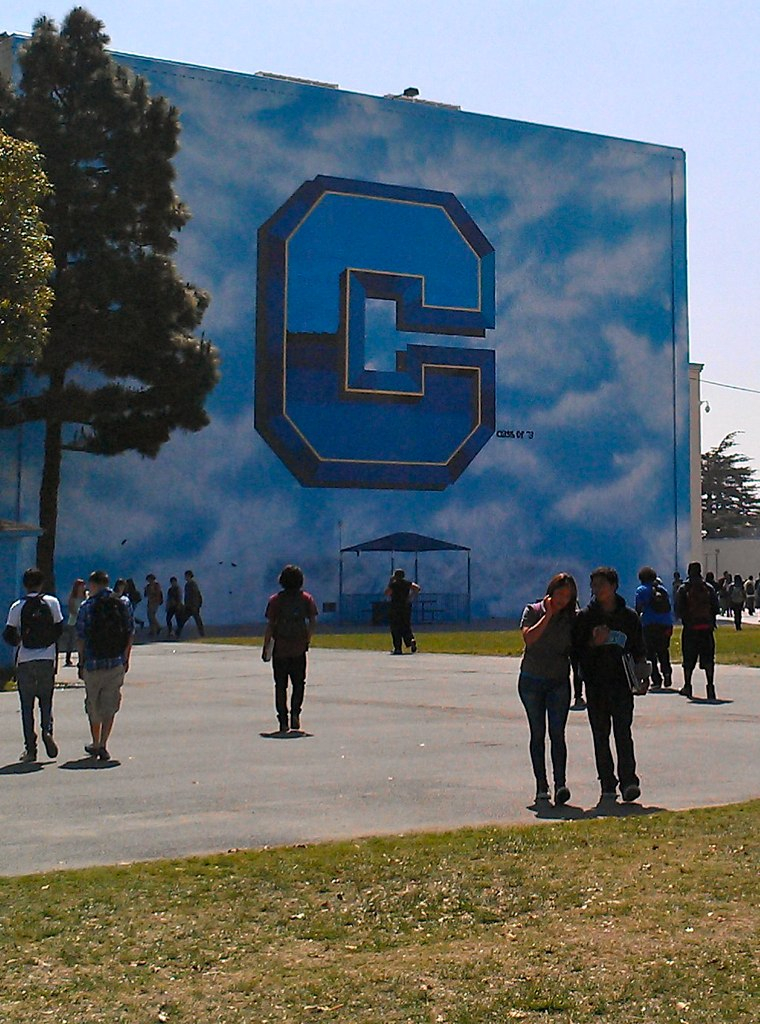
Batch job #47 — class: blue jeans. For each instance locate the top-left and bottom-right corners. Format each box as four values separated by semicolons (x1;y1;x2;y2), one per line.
518;672;571;790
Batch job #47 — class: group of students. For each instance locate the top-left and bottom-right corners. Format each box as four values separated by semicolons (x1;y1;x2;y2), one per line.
4;566;207;763
4;568;135;763
6;557;724;796
131;571;205;639
56;570;205;666
517;561;720;807
709;570;757;630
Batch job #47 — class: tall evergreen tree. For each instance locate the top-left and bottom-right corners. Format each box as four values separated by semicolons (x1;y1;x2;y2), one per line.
702;431;760;537
0;8;219;583
0;129;54;364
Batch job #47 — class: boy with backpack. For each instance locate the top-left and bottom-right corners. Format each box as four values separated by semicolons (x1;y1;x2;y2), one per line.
3;568;64;762
262;565;318;733
76;569;134;761
675;562;720;700
635;566;674;688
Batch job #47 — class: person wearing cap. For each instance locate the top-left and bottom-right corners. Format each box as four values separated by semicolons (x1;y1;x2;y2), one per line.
384;569;421;655
76;569;134;761
573;566;646;804
675;562;720;700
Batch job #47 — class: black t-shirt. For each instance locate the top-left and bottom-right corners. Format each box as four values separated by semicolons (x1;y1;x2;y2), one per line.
388;579;413;605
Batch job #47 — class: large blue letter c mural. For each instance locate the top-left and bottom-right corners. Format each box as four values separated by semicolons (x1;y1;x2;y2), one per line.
255;175;496;490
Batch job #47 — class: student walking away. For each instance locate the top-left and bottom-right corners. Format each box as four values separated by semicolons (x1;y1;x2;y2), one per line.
3;568;64;762
262;565;318;733
635;567;674;688
144;573;164;637
745;576;756;616
573;567;649;804
62;578;87;668
76;570;134;761
177;570;205;638
385;569;420;654
518;573;578;806
165;576;183;637
676;562;720;700
125;577;144;628
729;574;745;631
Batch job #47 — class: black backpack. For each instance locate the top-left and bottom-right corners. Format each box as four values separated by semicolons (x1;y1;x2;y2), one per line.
89;593;130;658
20;595;58;650
682;579;714;627
649;585;671;614
274;590;308;644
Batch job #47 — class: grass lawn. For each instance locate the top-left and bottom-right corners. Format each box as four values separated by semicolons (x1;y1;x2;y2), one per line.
1;801;758;1023
205;625;760;666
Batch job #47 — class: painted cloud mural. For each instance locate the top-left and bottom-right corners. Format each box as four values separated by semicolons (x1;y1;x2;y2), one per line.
4;50;690;622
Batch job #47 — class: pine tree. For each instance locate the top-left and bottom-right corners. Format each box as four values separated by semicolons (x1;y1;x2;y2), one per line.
0;9;219;583
702;432;760;537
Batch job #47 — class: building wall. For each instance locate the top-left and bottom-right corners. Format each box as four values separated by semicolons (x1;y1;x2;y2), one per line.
4;44;691;620
701;538;760;580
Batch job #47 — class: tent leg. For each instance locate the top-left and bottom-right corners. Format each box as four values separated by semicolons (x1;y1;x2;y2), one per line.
338;553;344;624
467;552;471;623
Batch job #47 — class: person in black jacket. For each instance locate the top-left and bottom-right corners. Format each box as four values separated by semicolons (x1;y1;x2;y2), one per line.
573;566;646;803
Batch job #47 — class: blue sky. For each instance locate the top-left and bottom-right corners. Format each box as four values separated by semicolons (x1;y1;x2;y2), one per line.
4;0;757;472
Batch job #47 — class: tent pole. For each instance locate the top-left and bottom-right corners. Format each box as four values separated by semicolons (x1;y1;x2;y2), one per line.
467;551;471;622
339;552;344;624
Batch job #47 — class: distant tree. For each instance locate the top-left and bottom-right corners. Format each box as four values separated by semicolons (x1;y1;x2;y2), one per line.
0;129;54;363
702;432;760;537
0;8;219;584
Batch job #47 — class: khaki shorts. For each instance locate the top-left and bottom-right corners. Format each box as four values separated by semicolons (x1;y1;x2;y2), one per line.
83;665;125;723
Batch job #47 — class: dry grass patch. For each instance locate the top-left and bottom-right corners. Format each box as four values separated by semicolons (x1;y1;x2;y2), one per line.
1;802;758;1023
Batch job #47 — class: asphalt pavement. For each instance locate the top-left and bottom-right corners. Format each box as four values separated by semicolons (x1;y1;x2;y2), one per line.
1;641;758;876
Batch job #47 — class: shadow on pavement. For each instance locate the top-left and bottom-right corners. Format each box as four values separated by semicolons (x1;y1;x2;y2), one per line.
584;801;666;819
0;760;45;775
259;730;312;739
529;801;586;820
530;800;666;820
59;757;120;770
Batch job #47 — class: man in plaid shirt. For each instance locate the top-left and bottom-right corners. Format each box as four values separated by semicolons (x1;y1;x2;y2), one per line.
76;570;134;761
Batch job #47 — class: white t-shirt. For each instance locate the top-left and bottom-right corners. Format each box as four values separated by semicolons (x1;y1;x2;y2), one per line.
5;593;64;663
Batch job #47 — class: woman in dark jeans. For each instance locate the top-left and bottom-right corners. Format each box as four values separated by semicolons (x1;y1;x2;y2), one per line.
518;572;578;805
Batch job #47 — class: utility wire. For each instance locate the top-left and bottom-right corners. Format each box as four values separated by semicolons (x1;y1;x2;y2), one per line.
701;379;760;395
